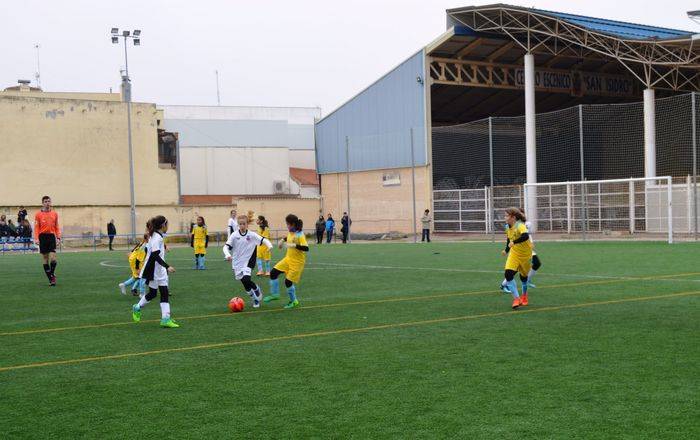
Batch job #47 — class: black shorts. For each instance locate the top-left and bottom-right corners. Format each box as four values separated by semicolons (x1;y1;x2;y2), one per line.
39;233;57;254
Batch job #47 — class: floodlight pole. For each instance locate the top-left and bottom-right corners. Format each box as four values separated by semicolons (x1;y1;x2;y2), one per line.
113;29;139;243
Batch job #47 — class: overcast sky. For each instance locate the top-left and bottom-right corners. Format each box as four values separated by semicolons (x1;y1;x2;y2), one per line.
2;0;698;115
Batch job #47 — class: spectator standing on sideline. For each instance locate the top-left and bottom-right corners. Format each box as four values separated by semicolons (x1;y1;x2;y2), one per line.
107;220;117;251
341;212;352;244
325;214;335;243
34;195;61;286
315;215;325;244
17;206;27;224
421;209;432;243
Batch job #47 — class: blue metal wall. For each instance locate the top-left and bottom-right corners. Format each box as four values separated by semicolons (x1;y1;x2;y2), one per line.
315;50;427;174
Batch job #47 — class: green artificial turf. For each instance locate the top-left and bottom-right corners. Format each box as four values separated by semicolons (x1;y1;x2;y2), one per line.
0;241;698;439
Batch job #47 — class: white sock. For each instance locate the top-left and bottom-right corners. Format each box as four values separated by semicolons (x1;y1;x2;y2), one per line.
501;278;507;286
528;269;537;281
137;296;149;308
247;290;254;298
160;302;171;319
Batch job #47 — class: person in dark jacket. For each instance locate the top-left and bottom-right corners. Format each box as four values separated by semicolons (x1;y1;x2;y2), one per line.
17;219;33;248
315;215;325;244
341;212;352;244
17;206;27;224
325;214;335;244
107;219;117;251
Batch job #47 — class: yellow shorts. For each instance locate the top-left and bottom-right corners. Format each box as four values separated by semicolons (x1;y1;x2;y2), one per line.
505;253;532;277
193;242;207;255
257;246;271;261
274;257;304;284
130;264;140;279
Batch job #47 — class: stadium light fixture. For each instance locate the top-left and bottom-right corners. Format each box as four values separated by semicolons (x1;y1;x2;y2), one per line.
133;29;141;36
111;36;119;44
122;30;130;37
689;10;700;25
133;38;140;46
111;27;119;34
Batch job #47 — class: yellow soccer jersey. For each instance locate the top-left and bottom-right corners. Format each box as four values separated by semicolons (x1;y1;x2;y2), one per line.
506;221;532;259
284;231;308;267
257;227;271;259
128;246;146;278
192;225;208;242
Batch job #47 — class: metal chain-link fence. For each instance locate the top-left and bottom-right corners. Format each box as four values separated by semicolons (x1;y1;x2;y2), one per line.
432;92;700;241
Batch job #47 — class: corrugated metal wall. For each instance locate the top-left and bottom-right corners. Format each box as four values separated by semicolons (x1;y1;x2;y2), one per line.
315;50;427;174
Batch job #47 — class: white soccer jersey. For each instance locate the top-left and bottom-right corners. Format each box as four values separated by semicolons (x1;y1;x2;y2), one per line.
227;217;238;237
140;231;168;285
223;230;272;279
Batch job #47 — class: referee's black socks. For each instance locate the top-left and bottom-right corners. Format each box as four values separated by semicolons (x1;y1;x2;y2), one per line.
50;261;57;275
43;264;51;280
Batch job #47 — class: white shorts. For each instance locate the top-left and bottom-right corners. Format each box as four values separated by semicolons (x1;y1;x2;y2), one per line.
233;266;252;281
148;278;169;289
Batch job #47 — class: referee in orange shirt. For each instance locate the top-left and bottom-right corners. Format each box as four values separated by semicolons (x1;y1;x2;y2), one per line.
34;195;61;286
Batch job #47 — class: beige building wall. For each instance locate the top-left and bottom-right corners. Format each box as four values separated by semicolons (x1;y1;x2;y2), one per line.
0;94;178;207
321;166;432;234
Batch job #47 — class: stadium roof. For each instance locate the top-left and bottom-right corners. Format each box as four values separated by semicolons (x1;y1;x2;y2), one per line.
443;4;700;90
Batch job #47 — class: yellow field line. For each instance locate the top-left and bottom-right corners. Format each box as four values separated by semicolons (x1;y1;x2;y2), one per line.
1;290;697;373
2;271;699;337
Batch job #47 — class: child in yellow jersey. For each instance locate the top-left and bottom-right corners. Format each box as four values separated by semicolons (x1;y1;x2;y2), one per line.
263;214;308;309
190;216;209;270
256;215;272;276
501;207;533;309
119;234;148;297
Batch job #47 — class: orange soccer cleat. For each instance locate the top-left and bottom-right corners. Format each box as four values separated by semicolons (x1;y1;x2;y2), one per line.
512;297;522;309
521;293;529;306
256;271;265;276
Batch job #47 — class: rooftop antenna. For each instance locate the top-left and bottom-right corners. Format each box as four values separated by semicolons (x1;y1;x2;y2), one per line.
34;44;41;89
215;70;221;105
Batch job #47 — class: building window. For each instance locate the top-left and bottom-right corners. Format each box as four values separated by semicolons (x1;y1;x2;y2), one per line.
158;130;177;168
382;172;401;186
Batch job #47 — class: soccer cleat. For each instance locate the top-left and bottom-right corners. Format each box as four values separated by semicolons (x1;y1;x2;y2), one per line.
49;275;56;286
253;293;262;309
160;318;180;328
528;283;537;289
512;298;522;309
264;272;271;277
284;299;300;309
131;289;140;297
521;294;529;306
263;294;280;303
500;284;510;294
132;304;141;323
119;283;127;295
256;271;264;276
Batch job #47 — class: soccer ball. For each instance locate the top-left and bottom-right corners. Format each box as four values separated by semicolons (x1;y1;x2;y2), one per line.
228;297;245;313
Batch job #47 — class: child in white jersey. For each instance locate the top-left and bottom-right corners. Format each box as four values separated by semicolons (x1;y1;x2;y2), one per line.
223;215;273;308
132;216;179;328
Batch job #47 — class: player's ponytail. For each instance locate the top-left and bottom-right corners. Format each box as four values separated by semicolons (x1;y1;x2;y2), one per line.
505;207;526;222
258;215;269;230
147;215;168;235
285;214;303;232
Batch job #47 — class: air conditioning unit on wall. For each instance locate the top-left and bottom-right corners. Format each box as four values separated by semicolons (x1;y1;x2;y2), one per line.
273;180;288;194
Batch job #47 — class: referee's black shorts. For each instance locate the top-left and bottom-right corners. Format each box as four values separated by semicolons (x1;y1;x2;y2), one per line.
39;233;57;254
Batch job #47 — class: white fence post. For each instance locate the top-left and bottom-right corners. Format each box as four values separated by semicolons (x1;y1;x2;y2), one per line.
458;190;463;232
629;180;635;234
687;175;692;234
667;176;674;244
566;183;572;234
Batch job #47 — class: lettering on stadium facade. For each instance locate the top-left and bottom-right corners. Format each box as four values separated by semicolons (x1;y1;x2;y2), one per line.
515;69;636;97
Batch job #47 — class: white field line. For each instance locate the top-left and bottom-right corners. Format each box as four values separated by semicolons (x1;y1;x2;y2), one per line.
99;259;700;283
306;262;700;283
